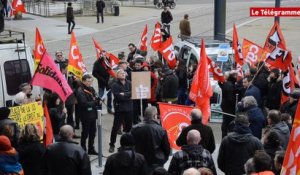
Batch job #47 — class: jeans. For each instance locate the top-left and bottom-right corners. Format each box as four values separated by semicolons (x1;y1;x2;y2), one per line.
109;111;132;147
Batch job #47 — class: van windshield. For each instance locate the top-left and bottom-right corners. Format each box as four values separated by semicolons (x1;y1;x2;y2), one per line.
208;54;234;72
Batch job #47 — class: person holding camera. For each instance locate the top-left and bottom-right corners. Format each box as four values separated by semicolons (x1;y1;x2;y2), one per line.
76;74;100;155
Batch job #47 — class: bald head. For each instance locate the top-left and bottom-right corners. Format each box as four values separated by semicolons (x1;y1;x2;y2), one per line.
191;108;202;121
187;129;201;145
183;168;201;175
59;125;74;139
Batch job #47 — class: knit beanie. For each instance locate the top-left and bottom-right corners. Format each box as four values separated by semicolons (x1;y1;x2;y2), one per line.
0;135;12;151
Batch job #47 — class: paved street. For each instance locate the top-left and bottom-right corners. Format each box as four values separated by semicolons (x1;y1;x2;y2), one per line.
3;0;300;174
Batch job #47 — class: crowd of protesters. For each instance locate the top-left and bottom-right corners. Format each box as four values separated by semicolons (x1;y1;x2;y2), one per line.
0;16;299;174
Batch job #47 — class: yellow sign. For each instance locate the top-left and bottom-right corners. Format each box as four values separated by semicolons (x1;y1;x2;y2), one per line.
9;102;44;135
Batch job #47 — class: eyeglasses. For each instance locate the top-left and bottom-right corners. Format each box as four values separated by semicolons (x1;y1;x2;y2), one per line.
57;55;63;57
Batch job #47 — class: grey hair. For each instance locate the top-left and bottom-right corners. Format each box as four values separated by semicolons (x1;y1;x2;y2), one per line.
144;106;158;120
242;96;257;108
59;125;74;139
183;168;201;175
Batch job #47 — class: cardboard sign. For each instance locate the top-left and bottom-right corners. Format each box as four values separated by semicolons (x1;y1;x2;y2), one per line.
131;71;151;99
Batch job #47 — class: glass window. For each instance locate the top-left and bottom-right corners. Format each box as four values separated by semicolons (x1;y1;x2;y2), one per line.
4;60;32;95
189;53;198;66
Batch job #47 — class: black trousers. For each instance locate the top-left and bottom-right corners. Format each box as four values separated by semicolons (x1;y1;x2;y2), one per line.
97;10;104;23
68;20;75;33
66;104;74;127
109;111;132;147
75;104;80;127
80;120;96;150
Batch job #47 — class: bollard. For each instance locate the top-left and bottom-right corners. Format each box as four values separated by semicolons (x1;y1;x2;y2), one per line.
97;110;102;167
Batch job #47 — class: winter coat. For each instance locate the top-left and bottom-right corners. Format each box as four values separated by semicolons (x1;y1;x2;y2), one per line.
266;78;282;110
179;19;191;36
0;148;24;175
127;48;142;63
245;85;262;108
219;77;237;115
65;75;77;106
161;10;173;24
45;139;91;175
168;145;217;175
92;59;110;89
175;68;188;89
111;79;132;112
246;106;266;139
96;0;105;12
217;124;263;175
103;147;147;175
16;141;46;175
176;119;216;154
271;122;290;150
131;120;171;166
49;107;66;136
281;100;299;121
161;70;179;100
66;6;74;23
252;70;269;101
76;85;98;122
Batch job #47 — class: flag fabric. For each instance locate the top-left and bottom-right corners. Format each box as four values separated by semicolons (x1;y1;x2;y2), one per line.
68;32;87;79
280;63;297;104
264;22;291;71
189;39;213;124
43;102;53;146
10;0;26;16
109;53;120;69
233;24;244;66
34;28;46;68
158;103;193;150
207;57;225;83
140;24;148;52
151;22;162;51
242;39;264;67
158;36;177;69
297;56;300;83
281;101;300;175
92;38;116;77
31;51;73;102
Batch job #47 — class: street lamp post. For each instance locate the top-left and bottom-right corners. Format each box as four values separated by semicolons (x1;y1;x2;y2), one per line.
214;0;226;41
275;0;280;23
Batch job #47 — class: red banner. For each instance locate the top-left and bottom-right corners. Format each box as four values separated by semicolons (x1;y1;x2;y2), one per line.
158;103;193;150
158;36;177;69
140;24;148;52
233;24;244;66
151;22;162;51
242;39;264;67
10;0;26;16
281;101;300;175
109;53;120;69
207;57;225;83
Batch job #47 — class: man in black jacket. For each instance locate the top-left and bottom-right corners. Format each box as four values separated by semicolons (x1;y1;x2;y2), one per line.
96;0;105;23
104;133;147;175
159;67;178;103
131;106;171;175
161;7;173;34
109;69;133;153
176;108;216;154
77;74;99;154
45;125;91;175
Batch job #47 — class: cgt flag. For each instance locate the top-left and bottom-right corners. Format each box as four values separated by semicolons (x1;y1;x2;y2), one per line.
158;102;193;150
140;24;148;52
10;0;26;16
34;28;46;69
158;36;177;69
109;53;120;69
189;39;213;124
207;57;225;83
151;22;162;51
281;100;300;175
233;23;244;66
68;32;87;79
242;39;264;67
31;51;73;102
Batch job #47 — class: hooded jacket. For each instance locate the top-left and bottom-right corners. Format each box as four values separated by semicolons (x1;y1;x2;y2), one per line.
246;106;266;139
271;122;290;150
218;124;263;175
103;147;147;175
168;145;217;175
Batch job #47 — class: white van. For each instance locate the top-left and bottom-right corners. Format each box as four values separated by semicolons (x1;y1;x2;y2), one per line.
0;30;39;107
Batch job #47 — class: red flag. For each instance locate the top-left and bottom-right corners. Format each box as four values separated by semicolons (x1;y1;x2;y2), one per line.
158;103;193;150
109;53;120;69
297;56;300;83
10;0;26;16
281;63;297;104
92;38;116;77
281;101;300;175
189;39;213;124
264;22;291;71
207;57;225;83
158;36;177;69
151;22;162;51
43;102;53;146
31;51;73;102
233;24;244;66
140;24;148;52
242;39;264;67
34;28;46;68
68;32;87;79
